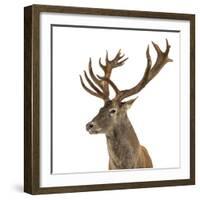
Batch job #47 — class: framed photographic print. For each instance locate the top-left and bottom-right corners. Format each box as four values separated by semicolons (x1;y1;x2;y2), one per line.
24;4;195;194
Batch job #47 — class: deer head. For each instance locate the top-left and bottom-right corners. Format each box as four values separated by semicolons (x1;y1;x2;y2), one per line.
80;39;172;136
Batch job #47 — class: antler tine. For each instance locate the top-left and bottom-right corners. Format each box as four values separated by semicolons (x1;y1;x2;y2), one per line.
84;71;104;96
79;75;103;99
106;50;109;63
99;57;105;71
114;39;172;102
88;58;104;91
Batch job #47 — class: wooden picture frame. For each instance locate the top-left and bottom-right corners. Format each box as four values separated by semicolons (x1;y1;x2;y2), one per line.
24;4;195;194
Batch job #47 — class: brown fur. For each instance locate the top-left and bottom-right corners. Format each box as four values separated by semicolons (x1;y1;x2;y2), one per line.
86;101;153;170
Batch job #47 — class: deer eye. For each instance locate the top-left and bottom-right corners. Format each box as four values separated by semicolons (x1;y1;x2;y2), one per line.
109;108;117;116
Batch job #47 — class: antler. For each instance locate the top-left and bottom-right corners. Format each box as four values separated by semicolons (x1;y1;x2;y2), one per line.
80;50;128;101
99;39;173;102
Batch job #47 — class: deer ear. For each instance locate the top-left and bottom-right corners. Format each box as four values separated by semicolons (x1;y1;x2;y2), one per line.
121;97;138;110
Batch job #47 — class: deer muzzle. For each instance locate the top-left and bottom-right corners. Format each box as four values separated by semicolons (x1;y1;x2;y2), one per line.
86;121;101;134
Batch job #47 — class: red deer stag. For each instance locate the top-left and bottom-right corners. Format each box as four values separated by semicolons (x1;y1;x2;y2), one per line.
80;39;172;170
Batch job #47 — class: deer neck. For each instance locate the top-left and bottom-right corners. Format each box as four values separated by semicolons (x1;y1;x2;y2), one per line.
106;114;140;169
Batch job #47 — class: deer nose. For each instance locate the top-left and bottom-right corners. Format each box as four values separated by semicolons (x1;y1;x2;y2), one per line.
86;122;95;131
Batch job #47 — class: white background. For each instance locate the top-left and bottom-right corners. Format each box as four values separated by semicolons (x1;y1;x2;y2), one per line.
52;22;179;173
0;0;199;199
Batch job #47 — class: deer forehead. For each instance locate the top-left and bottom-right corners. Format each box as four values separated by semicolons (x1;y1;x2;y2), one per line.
101;101;119;110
